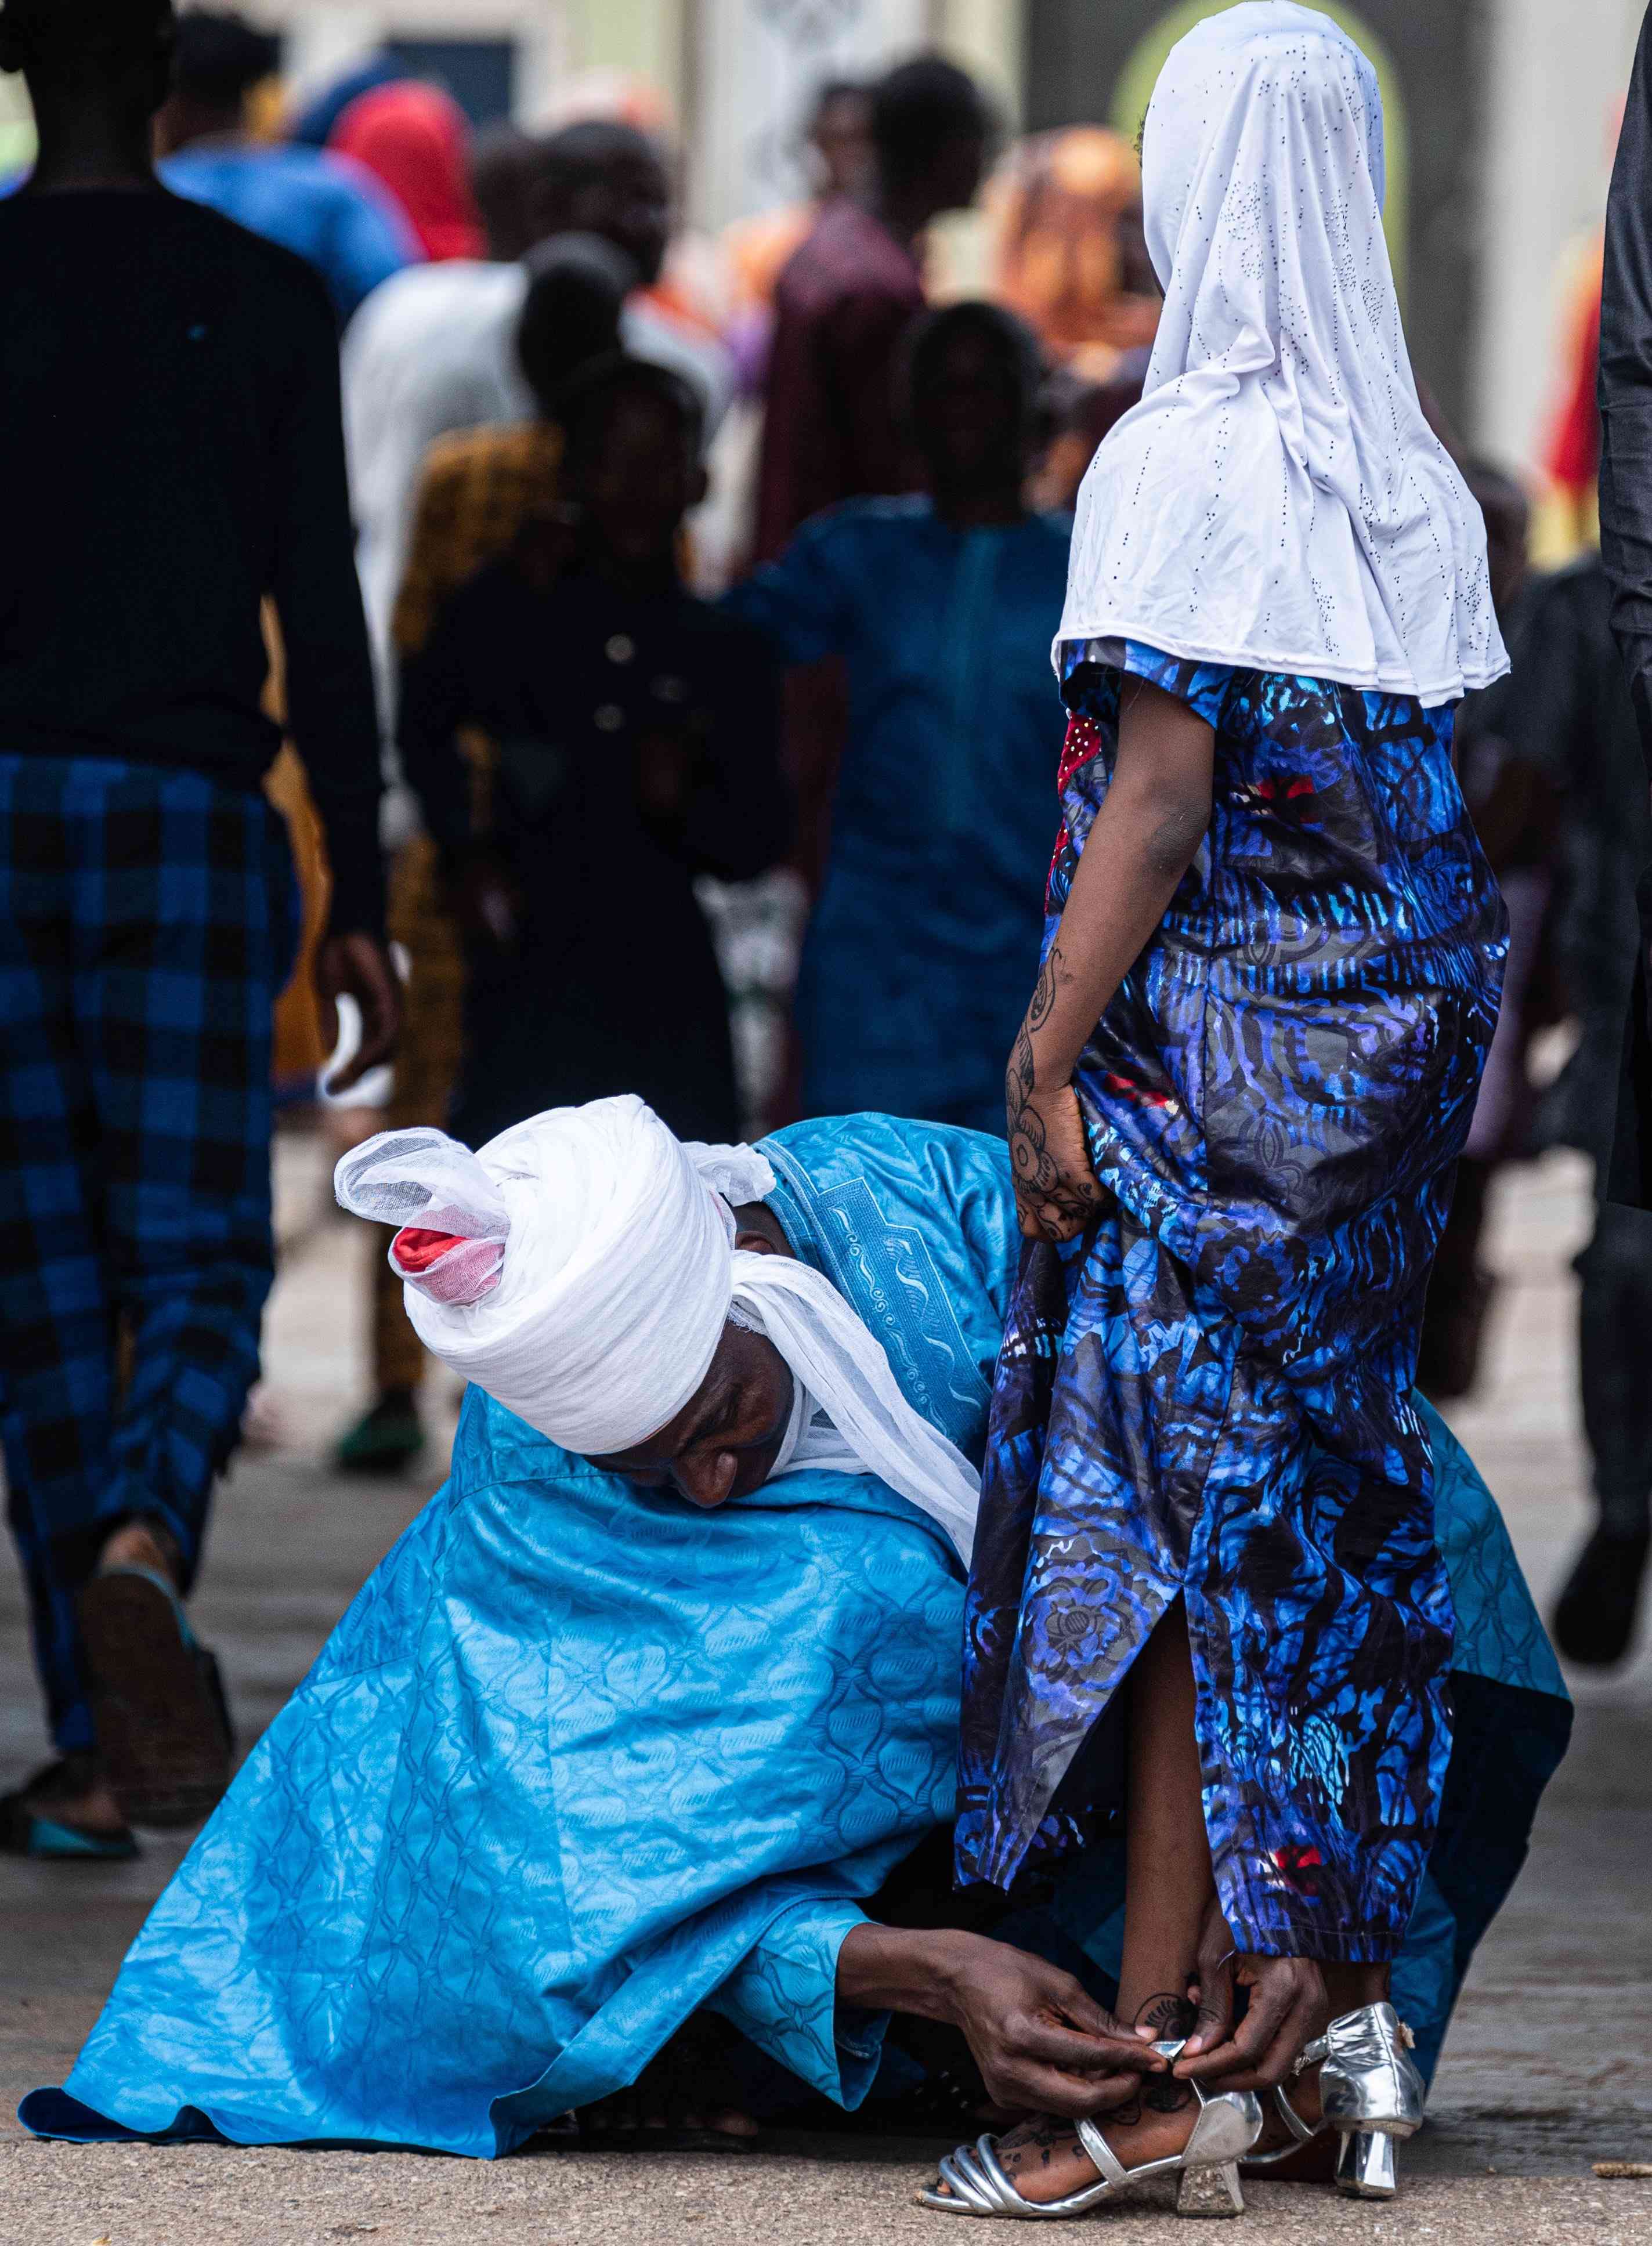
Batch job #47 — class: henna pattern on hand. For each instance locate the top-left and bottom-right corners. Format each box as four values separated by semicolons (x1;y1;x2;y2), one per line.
1136;1991;1198;2039
1134;1991;1198;2113
1006;943;1109;1239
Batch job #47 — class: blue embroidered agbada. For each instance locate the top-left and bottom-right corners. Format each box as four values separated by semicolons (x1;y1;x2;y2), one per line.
24;1115;1564;2153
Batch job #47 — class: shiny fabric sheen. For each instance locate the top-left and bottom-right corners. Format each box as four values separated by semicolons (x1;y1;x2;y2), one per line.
23;1116;1011;2155
957;643;1510;1957
23;1117;1558;2151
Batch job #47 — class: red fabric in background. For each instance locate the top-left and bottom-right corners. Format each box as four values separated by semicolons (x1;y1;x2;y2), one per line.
1545;245;1604;497
754;201;926;563
330;83;483;263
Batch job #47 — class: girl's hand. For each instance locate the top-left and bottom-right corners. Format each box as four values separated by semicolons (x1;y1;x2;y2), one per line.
1006;1061;1106;1243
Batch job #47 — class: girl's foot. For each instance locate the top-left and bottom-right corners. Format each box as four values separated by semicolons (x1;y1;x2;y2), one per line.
926;1991;1201;2207
959;2078;1201;2206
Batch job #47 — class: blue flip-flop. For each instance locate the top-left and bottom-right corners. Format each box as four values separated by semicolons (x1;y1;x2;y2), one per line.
0;1763;139;1862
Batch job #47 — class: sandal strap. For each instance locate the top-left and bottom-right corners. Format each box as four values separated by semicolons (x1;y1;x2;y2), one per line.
1073;2115;1130;2186
1271;2083;1322;2144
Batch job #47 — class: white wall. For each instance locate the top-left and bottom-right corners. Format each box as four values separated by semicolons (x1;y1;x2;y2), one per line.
251;0;567;123
1474;0;1643;471
691;0;928;232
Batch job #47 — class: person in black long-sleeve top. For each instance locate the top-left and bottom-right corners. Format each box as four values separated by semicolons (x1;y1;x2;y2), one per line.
1596;5;1652;1209
1587;5;1652;1663
399;354;788;1149
0;0;399;1860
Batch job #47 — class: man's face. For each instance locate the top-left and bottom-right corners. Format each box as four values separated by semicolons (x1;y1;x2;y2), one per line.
917;324;1025;490
810;90;870;199
570;389;703;566
590;1321;795;1510
560;151;671;289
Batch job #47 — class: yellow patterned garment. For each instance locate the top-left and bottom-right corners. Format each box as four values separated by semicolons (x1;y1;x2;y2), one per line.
392;421;564;661
372;422;563;1390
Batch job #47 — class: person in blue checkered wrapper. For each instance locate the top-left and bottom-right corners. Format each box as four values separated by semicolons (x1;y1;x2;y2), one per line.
0;0;400;1861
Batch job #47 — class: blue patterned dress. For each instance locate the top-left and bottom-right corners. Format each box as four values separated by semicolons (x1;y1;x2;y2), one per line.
956;643;1509;1962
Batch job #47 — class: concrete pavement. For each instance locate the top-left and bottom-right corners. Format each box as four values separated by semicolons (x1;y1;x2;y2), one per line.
2;1129;1650;2243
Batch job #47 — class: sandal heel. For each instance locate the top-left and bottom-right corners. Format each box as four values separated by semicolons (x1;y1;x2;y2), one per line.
1334;2129;1397;2199
1176;2161;1245;2217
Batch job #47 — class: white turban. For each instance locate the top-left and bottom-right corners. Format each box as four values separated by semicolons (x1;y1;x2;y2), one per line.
334;1095;980;1561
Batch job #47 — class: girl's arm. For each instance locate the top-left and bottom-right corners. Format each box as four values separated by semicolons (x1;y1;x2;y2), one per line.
1008;675;1216;1241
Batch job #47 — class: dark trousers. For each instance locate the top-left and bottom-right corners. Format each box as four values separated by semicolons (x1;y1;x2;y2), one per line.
0;757;293;1753
1578;1192;1652;1533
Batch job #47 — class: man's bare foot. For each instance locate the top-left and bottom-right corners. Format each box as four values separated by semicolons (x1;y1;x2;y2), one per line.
7;1754;131;1841
99;1517;183;1585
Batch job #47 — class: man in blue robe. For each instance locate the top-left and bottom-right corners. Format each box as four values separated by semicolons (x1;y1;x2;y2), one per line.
23;1105;1568;2157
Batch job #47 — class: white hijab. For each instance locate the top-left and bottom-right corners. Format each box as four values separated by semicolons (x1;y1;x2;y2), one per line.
334;1097;980;1563
1058;2;1506;702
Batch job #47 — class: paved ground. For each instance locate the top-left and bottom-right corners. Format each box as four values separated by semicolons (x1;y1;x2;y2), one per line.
2;1130;1650;2243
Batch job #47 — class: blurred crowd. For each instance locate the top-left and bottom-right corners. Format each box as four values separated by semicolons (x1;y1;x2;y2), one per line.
0;0;1646;1866
85;8;1652;1661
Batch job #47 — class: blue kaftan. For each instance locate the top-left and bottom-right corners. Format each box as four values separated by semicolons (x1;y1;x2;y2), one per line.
23;1117;1561;2152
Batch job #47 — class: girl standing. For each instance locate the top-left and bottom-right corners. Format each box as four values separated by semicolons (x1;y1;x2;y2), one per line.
935;3;1509;2216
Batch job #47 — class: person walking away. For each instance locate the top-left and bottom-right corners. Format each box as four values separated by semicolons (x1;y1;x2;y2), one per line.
399;356;789;1151
728;302;1068;1134
0;0;399;1861
1417;460;1552;1399
752;55;989;917
938;8;1508;2212
1505;554;1652;1665
327;79;483;263
336;237;632;1477
1591;1;1652;1652
344;119;734;694
722;79;870;352
156;8;417;324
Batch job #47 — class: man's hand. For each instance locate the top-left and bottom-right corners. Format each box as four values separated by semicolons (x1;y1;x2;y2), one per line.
316;932;401;1097
837;1924;1161;2120
949;1939;1161;2117
1173;1904;1327;2091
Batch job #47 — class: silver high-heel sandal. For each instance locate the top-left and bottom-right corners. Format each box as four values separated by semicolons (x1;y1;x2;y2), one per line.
1242;2002;1424;2201
914;2039;1263;2220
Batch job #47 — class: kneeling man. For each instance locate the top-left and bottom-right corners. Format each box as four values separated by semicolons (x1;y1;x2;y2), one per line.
23;1101;1568;2155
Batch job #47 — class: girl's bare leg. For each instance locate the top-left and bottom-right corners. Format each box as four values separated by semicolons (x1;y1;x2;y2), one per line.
992;1602;1221;2204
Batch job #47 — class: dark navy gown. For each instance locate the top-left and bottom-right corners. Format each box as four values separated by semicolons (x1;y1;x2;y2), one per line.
956;641;1510;1962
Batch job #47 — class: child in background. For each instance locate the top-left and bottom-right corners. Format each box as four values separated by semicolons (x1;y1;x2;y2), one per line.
398;357;790;1149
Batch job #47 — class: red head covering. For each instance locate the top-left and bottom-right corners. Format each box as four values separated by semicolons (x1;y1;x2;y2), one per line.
330;81;484;263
